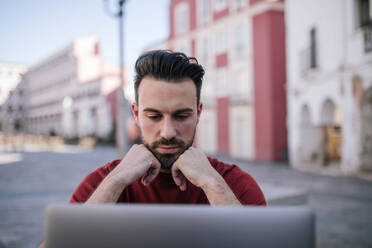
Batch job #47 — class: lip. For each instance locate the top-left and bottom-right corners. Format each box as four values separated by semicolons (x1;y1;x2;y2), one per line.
156;146;180;154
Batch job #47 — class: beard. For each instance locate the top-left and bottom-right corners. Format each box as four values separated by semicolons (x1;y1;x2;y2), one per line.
142;131;195;170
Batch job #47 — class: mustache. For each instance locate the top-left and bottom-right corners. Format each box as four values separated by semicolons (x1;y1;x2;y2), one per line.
151;137;185;148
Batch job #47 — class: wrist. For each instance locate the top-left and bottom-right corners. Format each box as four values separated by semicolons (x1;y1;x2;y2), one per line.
201;174;226;194
201;175;241;206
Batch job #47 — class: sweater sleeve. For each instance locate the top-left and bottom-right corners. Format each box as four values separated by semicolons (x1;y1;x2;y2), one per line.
209;158;266;206
69;160;121;203
227;166;267;206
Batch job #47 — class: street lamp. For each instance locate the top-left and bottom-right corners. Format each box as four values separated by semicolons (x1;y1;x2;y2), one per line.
104;0;130;156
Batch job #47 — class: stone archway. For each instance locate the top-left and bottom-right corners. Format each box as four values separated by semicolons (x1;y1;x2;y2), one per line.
320;99;342;165
361;87;372;171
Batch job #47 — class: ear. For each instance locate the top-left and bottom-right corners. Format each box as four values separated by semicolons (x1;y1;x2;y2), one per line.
131;102;139;125
196;102;203;124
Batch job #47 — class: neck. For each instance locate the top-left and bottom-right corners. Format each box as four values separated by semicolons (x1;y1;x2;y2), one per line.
159;168;171;174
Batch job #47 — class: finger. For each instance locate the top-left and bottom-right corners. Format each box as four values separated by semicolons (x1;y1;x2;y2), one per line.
171;168;187;191
171;168;182;187
179;174;187;191
143;165;160;185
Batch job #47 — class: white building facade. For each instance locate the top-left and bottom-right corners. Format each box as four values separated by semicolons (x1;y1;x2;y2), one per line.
26;37;122;139
286;0;372;173
0;62;28;133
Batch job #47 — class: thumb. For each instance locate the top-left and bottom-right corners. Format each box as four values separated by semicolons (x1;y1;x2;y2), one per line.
171;168;187;191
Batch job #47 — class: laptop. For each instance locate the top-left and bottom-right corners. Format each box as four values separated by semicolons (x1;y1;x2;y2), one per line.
44;204;315;248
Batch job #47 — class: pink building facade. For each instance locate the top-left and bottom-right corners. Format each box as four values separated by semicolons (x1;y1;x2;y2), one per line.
26;37;123;140
153;0;287;161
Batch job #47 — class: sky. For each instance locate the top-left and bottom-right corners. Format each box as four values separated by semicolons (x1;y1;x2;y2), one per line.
0;0;169;75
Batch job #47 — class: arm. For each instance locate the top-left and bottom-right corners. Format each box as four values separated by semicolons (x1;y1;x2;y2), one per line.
171;147;241;206
38;145;161;248
87;144;161;203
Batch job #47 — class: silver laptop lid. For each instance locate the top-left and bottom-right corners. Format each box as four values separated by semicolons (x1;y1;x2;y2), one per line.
45;204;315;248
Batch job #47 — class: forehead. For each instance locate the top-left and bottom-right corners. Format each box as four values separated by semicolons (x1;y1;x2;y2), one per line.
138;77;197;112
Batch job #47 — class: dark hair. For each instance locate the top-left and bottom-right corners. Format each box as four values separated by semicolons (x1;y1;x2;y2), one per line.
134;50;205;105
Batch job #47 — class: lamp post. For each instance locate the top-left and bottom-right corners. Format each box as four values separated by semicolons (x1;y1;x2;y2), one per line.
104;0;130;156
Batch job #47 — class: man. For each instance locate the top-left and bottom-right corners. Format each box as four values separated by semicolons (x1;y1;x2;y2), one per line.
68;50;266;206
39;49;265;248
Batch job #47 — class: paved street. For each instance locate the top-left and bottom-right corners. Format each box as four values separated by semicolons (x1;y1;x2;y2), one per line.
0;146;372;248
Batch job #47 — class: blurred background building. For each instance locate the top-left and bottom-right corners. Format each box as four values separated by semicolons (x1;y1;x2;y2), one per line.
151;0;288;162
11;36;126;142
286;0;372;173
0;0;371;175
0;62;28;133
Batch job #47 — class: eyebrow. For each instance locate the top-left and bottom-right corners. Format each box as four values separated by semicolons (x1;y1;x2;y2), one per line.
143;108;194;114
174;108;193;114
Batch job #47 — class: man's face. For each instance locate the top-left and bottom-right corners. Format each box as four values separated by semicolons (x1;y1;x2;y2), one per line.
132;76;202;170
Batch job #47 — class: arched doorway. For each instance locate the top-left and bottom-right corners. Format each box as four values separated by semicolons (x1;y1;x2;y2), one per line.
320;99;342;166
298;104;325;167
299;105;312;164
361;87;372;171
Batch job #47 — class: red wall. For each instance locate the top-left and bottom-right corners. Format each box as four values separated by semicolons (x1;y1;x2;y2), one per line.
217;97;230;155
191;39;196;57
250;0;284;5
252;10;287;161
216;52;228;68
213;8;229;21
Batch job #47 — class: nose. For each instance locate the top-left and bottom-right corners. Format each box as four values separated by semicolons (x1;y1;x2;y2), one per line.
160;116;176;140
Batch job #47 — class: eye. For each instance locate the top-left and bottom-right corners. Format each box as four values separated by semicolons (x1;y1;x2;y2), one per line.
174;114;190;121
148;115;162;121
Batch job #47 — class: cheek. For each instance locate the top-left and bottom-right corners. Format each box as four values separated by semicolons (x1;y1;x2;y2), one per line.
139;118;157;135
176;119;197;136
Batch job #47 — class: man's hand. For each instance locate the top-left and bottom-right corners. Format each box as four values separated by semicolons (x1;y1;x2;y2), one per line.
171;147;217;191
110;144;161;187
171;147;241;205
87;144;160;203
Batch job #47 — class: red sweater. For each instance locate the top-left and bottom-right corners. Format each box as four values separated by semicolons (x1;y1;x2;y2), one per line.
70;157;266;205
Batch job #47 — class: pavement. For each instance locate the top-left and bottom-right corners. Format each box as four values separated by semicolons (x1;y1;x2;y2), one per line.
0;145;371;248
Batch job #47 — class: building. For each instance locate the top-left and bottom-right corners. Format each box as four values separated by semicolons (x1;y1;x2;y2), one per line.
151;0;287;161
0;62;28;133
286;0;372;173
26;36;124;140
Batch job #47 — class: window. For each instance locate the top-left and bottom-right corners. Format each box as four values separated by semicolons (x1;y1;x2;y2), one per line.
216;69;227;96
310;28;317;69
359;0;371;27
216;29;227;54
198;0;210;25
7;105;13;113
232;0;247;10
231;69;250;100
202;73;214;99
234;24;246;54
198;37;210;65
175;3;189;35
